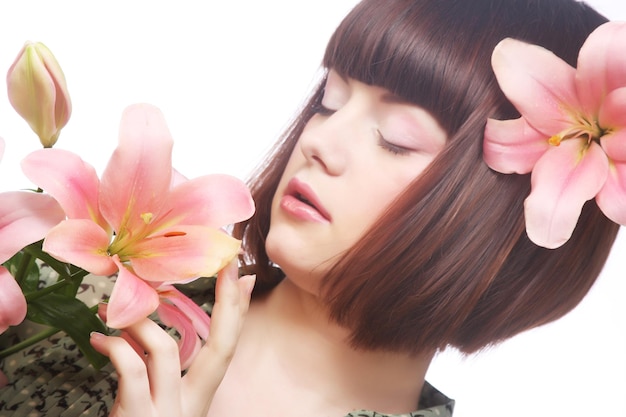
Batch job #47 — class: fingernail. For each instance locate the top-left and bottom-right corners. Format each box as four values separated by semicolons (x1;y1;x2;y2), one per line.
241;274;256;296
226;259;239;281
90;331;105;341
97;302;108;322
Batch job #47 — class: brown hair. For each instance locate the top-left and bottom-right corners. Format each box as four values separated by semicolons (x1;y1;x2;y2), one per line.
234;0;619;354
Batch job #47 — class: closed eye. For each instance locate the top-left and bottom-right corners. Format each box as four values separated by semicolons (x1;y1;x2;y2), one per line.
376;129;412;156
313;102;335;116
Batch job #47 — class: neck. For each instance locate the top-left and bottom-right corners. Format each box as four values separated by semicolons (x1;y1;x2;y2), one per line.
244;277;434;413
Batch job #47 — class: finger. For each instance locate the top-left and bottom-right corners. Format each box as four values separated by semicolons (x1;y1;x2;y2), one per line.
210;262;255;359
237;275;255;316
90;332;153;416
120;330;146;359
98;304;145;361
120;318;182;415
182;260;255;415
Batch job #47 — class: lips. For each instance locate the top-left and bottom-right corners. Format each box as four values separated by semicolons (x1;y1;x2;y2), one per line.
282;178;332;222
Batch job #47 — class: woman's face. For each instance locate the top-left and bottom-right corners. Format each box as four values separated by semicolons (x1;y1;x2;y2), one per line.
266;69;447;292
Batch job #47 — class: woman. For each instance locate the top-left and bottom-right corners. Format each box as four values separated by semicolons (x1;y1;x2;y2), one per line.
91;0;623;416
1;0;622;415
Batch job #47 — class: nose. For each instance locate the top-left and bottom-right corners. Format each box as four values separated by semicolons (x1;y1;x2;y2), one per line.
298;109;356;176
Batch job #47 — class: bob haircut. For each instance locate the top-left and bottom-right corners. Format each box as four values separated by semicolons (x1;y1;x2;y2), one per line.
234;0;619;354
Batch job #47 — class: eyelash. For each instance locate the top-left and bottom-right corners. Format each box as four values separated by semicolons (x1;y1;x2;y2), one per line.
376;129;411;156
313;103;335;116
313;101;412;156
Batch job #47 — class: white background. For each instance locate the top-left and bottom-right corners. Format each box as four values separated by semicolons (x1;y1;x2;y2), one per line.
0;1;624;416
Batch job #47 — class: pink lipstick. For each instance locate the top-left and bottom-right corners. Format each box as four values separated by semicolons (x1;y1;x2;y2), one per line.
280;178;331;223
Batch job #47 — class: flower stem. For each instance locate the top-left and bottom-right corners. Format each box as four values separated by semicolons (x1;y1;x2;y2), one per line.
0;326;59;358
24;279;70;302
0;304;99;360
14;251;35;285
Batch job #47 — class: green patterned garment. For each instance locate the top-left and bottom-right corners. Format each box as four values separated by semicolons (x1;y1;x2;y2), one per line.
0;274;454;417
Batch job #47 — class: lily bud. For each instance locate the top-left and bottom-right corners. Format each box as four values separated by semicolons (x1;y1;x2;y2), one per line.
6;41;72;148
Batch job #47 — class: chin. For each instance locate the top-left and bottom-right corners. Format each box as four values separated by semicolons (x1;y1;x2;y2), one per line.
265;233;327;296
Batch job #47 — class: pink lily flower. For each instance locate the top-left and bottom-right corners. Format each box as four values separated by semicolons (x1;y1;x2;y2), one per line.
98;280;210;369
21;104;255;329
0;137;65;387
0;189;65;336
0;267;26;334
483;22;626;249
0;190;68;264
157;285;211;369
0;137;65;330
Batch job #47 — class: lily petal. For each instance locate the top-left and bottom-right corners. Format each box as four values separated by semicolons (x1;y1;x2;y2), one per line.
129;225;241;282
491;37;580;136
99;104;173;235
599;87;626;161
43;219;116;276
596;161;626;225
156;174;254;230
0;137;5;161
483;117;550;173
170;168;188;188
106;257;160;329
524;139;609;248
576;22;626;114
0;191;65;263
159;285;210;340
0;266;27;333
156;302;201;369
21;148;107;229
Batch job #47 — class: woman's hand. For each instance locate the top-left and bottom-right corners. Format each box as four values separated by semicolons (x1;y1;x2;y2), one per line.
90;261;255;417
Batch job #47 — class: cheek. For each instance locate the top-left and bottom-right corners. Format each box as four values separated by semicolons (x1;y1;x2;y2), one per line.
352;173;414;218
269;148;302;215
336;170;419;245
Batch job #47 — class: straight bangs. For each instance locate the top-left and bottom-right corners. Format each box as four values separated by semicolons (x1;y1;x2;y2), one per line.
322;0;507;134
322;0;604;134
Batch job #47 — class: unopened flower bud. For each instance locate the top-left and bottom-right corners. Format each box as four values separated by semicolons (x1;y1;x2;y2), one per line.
6;41;71;148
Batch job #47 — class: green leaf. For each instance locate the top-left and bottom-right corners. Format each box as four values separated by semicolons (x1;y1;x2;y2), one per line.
22;240;90;298
3;250;40;293
27;293;110;369
56;265;89;298
23;241;75;278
